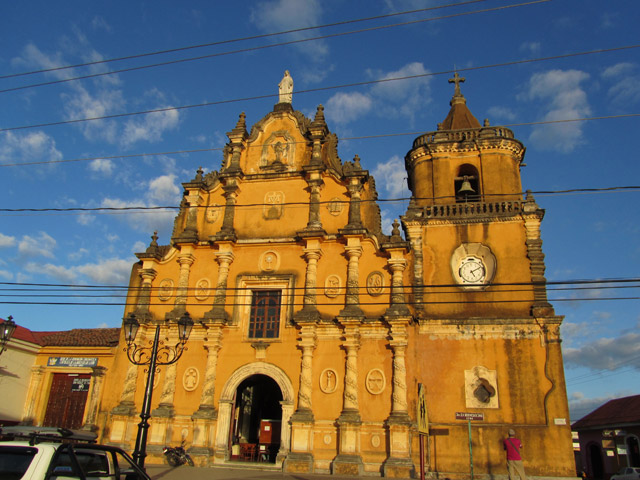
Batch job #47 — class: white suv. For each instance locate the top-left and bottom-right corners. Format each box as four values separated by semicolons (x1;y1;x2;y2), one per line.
0;426;150;480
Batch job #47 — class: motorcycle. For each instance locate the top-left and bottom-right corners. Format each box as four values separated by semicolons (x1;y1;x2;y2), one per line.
163;443;194;467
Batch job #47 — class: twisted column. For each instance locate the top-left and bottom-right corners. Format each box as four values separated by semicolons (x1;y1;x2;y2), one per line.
206;249;234;321
137;269;157;313
343;245;363;314
296;325;317;414
193;326;224;418
83;366;107;430
173;252;195;311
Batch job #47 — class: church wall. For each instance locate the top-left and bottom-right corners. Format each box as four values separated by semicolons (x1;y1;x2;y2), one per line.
318;177;350;231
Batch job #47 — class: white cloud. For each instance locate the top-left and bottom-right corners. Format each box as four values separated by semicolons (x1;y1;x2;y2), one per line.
101;174;181;232
0;131;63;165
523;69;591;153
325;92;373;124
91;16;112;32
89;158;115;176
601;62;640;105
121;108;180;147
25;257;133;285
373;155;408;197
563;332;640;371
0;233;17;248
62;86;122;143
487;106;516;122
0;269;12;280
76;214;96;226
519;41;541;56
18;232;57;259
250;0;328;59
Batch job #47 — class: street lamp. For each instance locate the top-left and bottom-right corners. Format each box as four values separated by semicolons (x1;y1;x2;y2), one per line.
123;311;194;469
0;315;17;355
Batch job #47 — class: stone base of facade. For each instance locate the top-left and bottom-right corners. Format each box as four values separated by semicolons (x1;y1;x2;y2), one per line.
283;452;314;473
383;457;415;478
332;454;363;476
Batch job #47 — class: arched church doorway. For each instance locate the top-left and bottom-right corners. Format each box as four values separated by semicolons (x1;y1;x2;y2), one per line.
588;443;604;479
230;374;283;463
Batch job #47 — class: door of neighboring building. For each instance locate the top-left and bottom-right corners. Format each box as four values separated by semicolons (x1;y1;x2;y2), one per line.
627;436;640;467
42;373;91;429
588;443;604;479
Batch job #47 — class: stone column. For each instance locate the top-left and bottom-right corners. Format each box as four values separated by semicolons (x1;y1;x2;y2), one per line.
205;247;234;321
295;242;322;321
170;251;195;315
21;366;45;425
332;320;363;476
285;324;317;473
219;184;239;239
191;325;224;457
306;179;324;231
341;242;364;317
137;268;157;314
82;366;107;431
111;363;139;415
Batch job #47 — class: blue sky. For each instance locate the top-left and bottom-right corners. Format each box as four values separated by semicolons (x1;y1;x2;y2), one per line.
1;0;639;421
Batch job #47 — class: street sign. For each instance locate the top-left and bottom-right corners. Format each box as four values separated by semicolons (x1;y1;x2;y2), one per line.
455;412;484;421
418;383;429;434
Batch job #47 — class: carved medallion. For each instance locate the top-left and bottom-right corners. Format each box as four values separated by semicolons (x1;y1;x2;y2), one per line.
259;250;280;272
195;278;210;301
366;271;384;296
158;279;174;301
320;368;338;394
323;434;332;445
365;368;386;395
326;198;345;216
371;434;381;448
206;204;221;223
465;366;499;409
183;367;200;391
263;191;284;220
324;275;341;298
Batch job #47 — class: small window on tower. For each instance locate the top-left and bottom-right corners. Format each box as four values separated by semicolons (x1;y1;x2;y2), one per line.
454;164;480;203
248;290;282;339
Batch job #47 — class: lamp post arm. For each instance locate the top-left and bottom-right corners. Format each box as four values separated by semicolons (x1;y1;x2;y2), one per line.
132;325;160;470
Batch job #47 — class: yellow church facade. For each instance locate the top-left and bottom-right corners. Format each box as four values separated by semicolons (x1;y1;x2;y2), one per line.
89;74;576;478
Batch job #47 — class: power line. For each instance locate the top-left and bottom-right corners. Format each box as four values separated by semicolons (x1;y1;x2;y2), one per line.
3;113;640;168
0;0;547;94
2;43;638;133
0;0;494;80
0;186;638;215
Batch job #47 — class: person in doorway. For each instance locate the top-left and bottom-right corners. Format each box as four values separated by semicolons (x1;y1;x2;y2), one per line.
504;429;527;480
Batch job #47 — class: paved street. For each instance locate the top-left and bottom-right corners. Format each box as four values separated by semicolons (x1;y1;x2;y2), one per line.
146;464;383;480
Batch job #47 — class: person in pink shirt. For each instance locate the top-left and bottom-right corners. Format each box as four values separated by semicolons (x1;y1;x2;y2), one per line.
504;429;527;480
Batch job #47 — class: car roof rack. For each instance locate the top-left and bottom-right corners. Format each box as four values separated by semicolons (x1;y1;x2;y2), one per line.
0;426;98;445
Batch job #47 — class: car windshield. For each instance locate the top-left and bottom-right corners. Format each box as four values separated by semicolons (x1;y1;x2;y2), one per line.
0;445;38;480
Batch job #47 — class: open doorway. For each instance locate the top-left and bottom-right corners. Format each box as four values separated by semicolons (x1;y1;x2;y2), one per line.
230;374;283;463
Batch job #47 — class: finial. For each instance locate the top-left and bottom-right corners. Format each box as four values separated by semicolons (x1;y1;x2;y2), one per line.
278;70;293;104
353;154;362;170
483;118;490;127
391;219;402;241
448;72;466;97
314;104;326;123
236;112;246;129
195;166;203;182
146;231;159;254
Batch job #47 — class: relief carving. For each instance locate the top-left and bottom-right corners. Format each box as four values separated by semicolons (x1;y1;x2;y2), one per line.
365;368;386;395
319;368;338;394
263;191;284;220
183;367;200;392
366;271;384;296
324;274;341;298
195;278;211;301
158;279;174;301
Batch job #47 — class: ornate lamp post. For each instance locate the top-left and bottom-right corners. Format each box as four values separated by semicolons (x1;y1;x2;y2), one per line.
123;311;194;469
0;315;17;355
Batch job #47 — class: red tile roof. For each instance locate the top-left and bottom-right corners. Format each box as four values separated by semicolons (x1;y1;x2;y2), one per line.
1;319;120;347
572;395;640;430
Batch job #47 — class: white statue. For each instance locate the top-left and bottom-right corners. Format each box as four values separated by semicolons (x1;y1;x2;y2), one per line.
278;70;293;104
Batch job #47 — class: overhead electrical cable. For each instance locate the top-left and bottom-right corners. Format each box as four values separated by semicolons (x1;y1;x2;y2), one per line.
0;0;548;94
2;113;640;168
0;186;638;215
1;44;638;134
0;0;494;80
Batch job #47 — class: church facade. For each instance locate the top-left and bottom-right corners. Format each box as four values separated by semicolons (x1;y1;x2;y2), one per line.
92;73;576;478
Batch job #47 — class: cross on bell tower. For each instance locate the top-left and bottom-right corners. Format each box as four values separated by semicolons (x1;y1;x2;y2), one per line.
448;72;465;97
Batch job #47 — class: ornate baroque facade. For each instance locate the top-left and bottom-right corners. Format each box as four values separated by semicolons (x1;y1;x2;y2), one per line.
40;73;575;478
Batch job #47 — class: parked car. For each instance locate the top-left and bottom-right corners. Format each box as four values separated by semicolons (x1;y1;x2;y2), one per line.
611;467;640;480
0;426;150;480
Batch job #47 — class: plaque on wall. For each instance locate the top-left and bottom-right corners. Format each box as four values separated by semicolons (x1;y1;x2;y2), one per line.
365;368;386;395
324;275;341;298
366;271;384;296
195;278;211;301
183;367;200;391
158;279;174;301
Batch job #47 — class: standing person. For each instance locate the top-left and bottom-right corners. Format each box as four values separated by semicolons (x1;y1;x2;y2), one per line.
504;429;527;480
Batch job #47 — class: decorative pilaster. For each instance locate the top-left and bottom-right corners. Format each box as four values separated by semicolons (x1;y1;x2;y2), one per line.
332;319;363;476
523;191;554;316
193;325;223;419
168;250;195;318
82;366;107;431
285;323;317;473
205;246;234;322
215;183;239;241
21;366;45;425
340;240;364;317
294;241;322;322
112;363;139;415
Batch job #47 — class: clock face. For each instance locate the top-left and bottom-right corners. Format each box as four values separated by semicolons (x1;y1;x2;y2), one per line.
458;257;486;284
